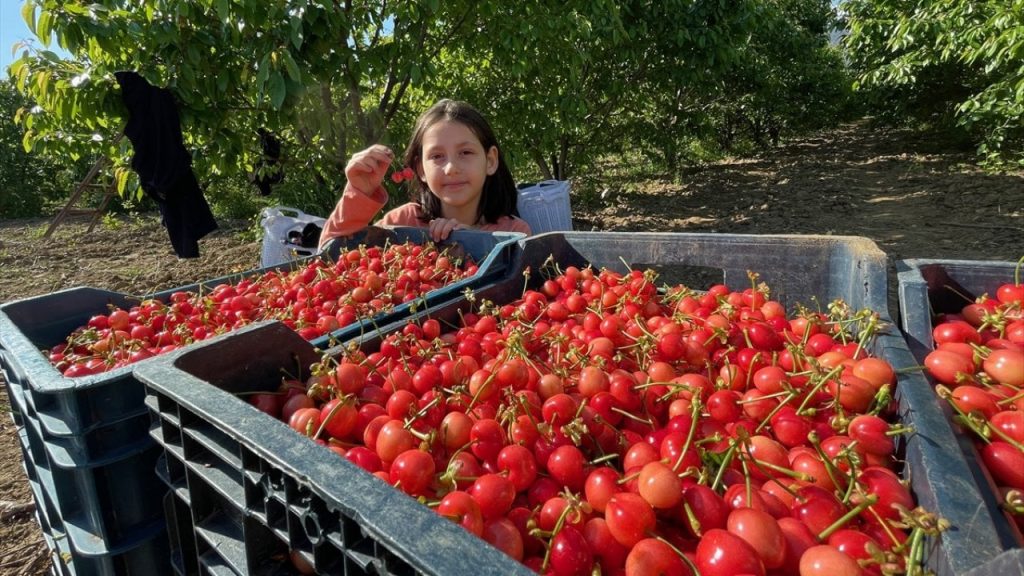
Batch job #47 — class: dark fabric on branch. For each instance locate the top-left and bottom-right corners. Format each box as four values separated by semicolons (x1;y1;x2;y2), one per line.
252;128;284;196
115;71;217;258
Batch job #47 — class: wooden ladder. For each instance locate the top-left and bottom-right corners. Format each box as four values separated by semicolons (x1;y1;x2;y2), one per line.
43;128;128;238
42;155;118;238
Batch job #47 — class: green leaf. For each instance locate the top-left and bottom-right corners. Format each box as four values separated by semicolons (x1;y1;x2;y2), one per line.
36;70;51;95
22;2;36;34
256;52;271;85
64;4;90;16
37;10;52;46
116;166;129;194
290;15;304;50
181;63;196;87
8;58;25;79
16;61;30;90
216;0;230;21
22;129;35;153
268;71;286;109
281;50;301;82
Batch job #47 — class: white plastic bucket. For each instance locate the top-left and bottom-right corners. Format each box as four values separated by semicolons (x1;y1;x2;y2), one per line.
259;206;326;267
517;180;572;235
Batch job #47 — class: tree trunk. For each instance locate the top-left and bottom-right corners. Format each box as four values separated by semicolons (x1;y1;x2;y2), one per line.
529;147;553;181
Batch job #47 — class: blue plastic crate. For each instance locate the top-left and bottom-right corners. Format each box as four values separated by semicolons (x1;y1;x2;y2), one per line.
308;226;521;347
897;258;1024;576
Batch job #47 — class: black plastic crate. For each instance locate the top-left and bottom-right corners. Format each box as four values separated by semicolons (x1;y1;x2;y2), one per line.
897;259;1020;356
0;227;517;575
0;226;518;439
7;363;171;575
138;320;531;576
896;258;1024;576
134;231;997;575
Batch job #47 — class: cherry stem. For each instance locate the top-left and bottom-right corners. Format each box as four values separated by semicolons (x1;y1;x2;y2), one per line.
816;493;878;541
710;442;739;492
796;365;843;414
653;533;701;575
617;468;642;485
682;500;703;537
748;455;813;482
404;395;441;429
753;390;800;434
907;526;927;576
310;395;351;440
590;453;619;466
885;424;914;437
808;431;850;498
938;385;1022;448
668;399;703;475
996;389;1024;405
611;407;654;427
540;497;581;572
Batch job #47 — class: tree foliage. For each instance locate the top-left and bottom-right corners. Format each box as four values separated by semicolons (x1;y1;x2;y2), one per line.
8;0;484;213
6;0;853;217
842;0;1024;166
0;78;80;218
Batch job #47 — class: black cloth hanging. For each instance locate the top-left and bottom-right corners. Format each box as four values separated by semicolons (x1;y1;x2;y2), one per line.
252;128;284;196
115;71;217;258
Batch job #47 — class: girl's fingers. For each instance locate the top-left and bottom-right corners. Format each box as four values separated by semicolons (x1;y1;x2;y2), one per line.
429;219;468;242
345;147;396;193
428;219;447;242
348;146;394;173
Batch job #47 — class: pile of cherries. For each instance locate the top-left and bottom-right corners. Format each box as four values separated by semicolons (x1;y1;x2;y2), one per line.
46;241;477;377
259;264;948;576
922;275;1024;536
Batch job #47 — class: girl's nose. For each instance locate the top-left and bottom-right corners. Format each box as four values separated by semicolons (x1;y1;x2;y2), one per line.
443;160;458;175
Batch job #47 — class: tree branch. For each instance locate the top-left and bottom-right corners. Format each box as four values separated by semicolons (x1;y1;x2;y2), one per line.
0;500;35;521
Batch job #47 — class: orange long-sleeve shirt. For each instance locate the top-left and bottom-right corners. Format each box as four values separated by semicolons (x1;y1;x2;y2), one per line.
318;183;532;248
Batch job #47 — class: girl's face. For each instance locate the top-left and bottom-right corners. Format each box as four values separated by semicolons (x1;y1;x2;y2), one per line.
417;120;498;222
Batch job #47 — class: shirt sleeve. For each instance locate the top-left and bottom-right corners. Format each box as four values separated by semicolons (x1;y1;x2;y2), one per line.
317;182;388;248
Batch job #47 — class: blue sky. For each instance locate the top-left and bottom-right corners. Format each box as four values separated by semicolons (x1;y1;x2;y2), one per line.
2;1;34;71
1;1;69;72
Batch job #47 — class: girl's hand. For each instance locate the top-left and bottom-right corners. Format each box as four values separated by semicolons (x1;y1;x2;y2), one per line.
345;145;394;193
428;218;469;242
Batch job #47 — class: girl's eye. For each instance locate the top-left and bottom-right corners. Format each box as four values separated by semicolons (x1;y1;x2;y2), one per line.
429;154;444;162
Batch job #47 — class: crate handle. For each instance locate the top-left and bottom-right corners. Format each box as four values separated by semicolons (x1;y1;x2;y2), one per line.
301;508;324;545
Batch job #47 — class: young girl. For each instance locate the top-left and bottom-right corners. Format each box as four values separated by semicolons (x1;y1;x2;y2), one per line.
318;99;531;249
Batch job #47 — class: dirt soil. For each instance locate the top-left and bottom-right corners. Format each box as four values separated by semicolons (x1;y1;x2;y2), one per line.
0;121;1021;574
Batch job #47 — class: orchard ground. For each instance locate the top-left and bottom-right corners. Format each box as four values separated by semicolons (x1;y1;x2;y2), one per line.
1;121;1022;574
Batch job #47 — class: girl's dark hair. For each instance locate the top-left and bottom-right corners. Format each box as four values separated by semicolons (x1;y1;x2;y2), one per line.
402;99;519;224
